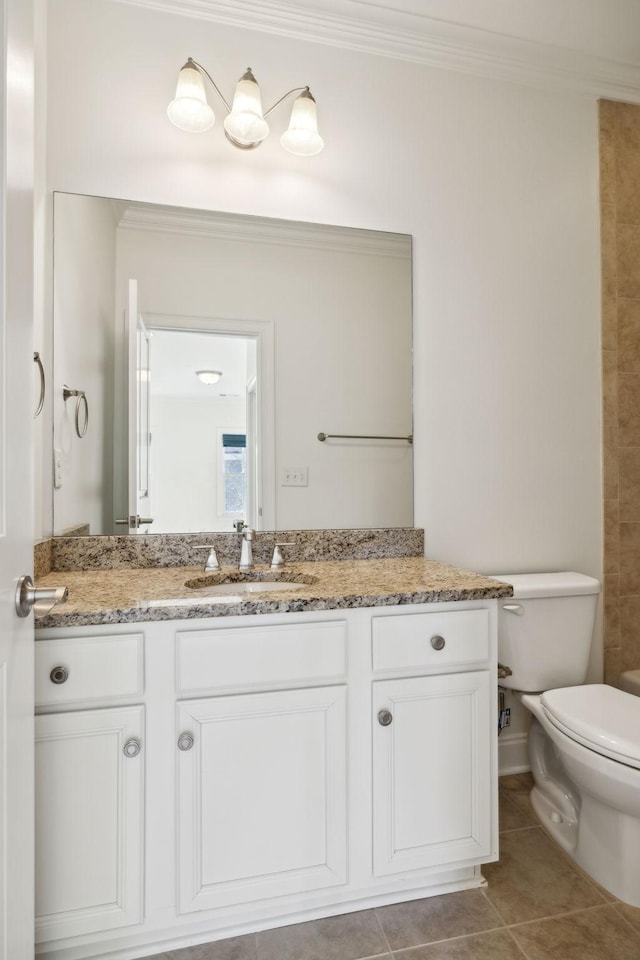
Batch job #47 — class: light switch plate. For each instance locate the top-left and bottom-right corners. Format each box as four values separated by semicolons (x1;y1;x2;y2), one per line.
282;467;308;487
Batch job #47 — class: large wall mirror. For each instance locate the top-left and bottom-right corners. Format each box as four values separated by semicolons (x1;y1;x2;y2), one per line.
52;193;413;536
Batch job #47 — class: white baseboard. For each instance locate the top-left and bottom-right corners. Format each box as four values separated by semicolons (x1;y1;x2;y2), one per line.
498;731;530;776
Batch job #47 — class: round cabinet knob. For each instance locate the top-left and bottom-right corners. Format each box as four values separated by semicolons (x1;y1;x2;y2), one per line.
177;733;194;751
430;635;446;651
49;665;68;685
123;738;141;758
377;709;393;727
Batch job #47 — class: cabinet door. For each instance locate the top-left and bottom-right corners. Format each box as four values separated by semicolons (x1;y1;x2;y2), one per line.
177;685;347;913
35;706;144;943
373;672;492;876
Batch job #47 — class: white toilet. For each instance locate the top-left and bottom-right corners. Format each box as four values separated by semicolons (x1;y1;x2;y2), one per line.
496;571;640;907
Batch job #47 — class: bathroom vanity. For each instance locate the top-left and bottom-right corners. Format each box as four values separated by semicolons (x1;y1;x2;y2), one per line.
33;550;511;960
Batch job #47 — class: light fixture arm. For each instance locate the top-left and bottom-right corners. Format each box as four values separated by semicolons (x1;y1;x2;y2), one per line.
264;86;310;119
187;57;232;113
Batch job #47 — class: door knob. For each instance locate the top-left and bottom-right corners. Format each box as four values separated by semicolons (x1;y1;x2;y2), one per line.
15;575;68;618
377;709;393;727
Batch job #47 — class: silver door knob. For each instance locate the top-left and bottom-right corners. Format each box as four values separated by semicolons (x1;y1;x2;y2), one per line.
430;635;446;651
123;738;141;758
15;575;68;618
378;709;393;727
50;666;69;685
177;733;194;751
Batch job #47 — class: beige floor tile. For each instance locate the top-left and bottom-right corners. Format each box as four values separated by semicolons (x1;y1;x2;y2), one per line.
510;904;640;960
376;890;502;951
150;936;258;960
499;774;534;794
499;774;537;828
256;909;388;960
483;828;605;924
392;928;525;959
499;792;535;833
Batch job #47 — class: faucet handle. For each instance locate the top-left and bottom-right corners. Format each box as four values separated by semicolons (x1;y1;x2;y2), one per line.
271;542;295;570
192;545;220;572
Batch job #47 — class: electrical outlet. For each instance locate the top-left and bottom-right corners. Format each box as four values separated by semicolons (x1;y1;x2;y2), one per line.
53;448;63;489
282;466;308;487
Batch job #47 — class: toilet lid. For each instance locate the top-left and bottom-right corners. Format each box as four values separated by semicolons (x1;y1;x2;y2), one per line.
541;684;640;769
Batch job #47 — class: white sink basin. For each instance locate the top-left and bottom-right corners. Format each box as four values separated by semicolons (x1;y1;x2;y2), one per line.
186;580;308;596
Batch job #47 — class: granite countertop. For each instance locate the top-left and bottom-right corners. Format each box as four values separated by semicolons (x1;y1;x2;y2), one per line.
34;557;513;628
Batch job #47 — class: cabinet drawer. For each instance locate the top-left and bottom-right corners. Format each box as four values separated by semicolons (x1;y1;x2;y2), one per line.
35;634;144;707
176;620;347;694
372;609;489;674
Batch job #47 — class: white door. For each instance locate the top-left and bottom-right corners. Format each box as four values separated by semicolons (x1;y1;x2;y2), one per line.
35;706;145;943
373;671;493;876
0;0;35;957
126;280;152;533
177;685;347;913
245;375;258;528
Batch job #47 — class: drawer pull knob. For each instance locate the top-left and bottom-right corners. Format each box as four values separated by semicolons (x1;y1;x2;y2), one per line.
377;709;393;727
178;733;194;751
50;665;69;684
430;635;446;651
123;738;141;758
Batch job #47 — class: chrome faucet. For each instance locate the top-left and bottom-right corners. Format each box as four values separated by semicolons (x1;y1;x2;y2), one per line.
239;527;255;571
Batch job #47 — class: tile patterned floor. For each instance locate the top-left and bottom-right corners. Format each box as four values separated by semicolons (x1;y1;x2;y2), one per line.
150;774;640;960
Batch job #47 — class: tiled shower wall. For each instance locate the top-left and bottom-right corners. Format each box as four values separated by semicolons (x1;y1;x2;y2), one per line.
600;99;640;687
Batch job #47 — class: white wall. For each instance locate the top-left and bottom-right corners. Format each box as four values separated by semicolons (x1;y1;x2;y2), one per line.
52;194;117;535
43;0;603;673
151;394;246;533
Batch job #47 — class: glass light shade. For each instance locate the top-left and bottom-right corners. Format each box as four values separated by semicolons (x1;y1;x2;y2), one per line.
195;370;222;385
223;68;269;147
280;89;324;157
167;61;215;133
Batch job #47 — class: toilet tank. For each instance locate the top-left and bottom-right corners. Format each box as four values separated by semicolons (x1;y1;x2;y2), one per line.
493;572;600;693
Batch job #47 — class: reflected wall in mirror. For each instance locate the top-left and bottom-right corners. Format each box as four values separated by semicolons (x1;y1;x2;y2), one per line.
52;193;413;535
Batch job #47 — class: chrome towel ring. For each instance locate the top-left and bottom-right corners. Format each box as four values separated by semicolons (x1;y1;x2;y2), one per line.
33;352;45;418
63;385;89;438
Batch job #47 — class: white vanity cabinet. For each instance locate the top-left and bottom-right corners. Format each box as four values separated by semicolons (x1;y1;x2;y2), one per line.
371;609;493;876
34;634;145;945
176;685;347;913
173;619;348;912
34;600;498;960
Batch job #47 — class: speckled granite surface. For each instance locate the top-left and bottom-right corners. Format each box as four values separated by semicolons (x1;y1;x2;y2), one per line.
50;528;424;572
34;557;513;628
34;539;53;579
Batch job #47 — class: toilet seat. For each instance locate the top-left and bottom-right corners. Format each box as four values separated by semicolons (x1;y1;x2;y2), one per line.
541;684;640;770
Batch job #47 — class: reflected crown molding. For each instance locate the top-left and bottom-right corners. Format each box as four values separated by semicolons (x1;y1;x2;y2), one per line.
113;0;640;101
115;202;412;259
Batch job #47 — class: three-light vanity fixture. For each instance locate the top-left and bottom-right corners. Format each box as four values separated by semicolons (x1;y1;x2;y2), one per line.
167;58;324;156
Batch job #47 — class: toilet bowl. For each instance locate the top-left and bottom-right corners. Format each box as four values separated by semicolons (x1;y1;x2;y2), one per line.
496;572;640;907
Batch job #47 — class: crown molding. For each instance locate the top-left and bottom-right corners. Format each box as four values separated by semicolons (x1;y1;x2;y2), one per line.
117;203;412;258
113;0;640;102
